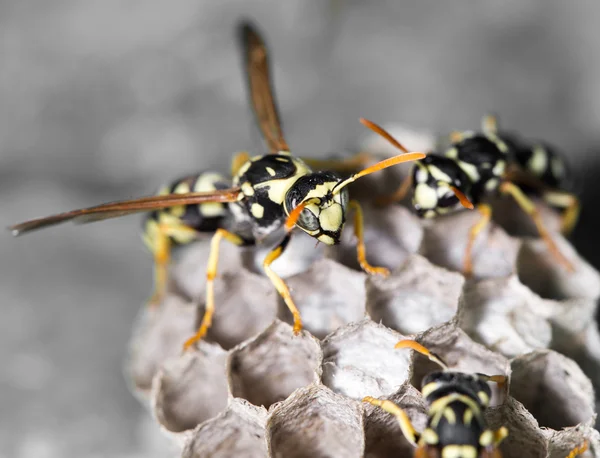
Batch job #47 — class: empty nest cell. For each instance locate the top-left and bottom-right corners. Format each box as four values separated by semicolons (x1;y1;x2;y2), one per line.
321;319;411;400
228;320;321;409
267;384;364;458
366;254;463;335
153;342;229;433
182;399;268;458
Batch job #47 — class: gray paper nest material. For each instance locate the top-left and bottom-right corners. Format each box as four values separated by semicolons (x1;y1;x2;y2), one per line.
181;399;268;458
267;384;364;458
366;254;463;335
227;320;322;409
122;138;600;457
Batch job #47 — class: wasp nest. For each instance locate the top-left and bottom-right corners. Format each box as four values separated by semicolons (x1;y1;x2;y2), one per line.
125;125;599;457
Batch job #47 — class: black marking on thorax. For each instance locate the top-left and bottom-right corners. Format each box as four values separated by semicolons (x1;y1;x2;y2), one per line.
448;135;507;201
233;154;307;234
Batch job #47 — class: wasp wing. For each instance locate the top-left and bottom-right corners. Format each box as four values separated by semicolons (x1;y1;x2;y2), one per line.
10;187;242;236
239;21;289;154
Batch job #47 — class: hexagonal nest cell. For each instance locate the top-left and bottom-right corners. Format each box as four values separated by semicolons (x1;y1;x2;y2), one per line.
125;126;600;458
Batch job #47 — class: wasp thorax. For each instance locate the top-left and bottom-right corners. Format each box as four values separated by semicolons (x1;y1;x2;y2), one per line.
412;156;471;218
284;171;349;245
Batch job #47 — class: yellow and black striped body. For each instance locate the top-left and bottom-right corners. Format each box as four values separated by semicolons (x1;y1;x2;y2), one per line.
143;172;232;250
419;371;497;458
411;132;508;218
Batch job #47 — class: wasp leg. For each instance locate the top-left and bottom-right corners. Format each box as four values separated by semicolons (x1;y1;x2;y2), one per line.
499;182;574;272
144;222;198;308
231;151;251;176
493;427;509;446
302;152;373;173
541;190;580;236
146;230;170;308
566;441;589;458
463;203;492;277
374;173;413;206
262;233;304;334
263;233;302;334
348;200;390;276
182;229;245;351
362;396;420;446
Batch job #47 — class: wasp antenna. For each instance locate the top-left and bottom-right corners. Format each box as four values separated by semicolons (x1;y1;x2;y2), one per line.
449;186;474;209
395;339;449;370
360;117;410;153
332;150;425;194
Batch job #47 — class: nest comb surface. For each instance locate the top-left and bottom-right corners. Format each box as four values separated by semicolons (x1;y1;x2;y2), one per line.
125;124;600;457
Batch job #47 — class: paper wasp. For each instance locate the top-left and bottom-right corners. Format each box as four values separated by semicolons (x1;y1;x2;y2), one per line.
365;114;575;275
364;339;508;458
480;114;580;237
9;21;425;350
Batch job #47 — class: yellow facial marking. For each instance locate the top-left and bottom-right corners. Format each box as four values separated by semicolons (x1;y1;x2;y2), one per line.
319;203;343;232
250;203;265;219
266;167;276;176
317;234;335;245
414;183;438;210
275;157;289;162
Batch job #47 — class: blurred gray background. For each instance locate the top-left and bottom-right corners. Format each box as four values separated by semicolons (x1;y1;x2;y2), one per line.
2;1;600;456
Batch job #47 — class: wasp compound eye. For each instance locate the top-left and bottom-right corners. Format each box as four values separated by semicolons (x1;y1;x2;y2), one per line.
297;207;320;232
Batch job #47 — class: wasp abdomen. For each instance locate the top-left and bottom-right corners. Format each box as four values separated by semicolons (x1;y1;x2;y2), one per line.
143;172;232;247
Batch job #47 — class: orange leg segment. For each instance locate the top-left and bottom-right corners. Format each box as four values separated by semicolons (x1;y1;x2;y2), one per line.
182;228;245;351
262;233;303;334
349;200;390;276
566;441;589;458
464;203;492;277
500;182;574;272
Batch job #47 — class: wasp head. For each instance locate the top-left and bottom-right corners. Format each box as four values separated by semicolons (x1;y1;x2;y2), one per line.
412;156;473;218
284;171;349;245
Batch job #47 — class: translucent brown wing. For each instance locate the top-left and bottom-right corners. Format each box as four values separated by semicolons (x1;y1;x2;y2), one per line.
10;187;242;236
239;21;289;154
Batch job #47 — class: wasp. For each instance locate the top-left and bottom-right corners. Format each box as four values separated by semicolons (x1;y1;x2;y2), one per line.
9;22;425;351
479;114;580;237
363;339;509;458
365;115;574;275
